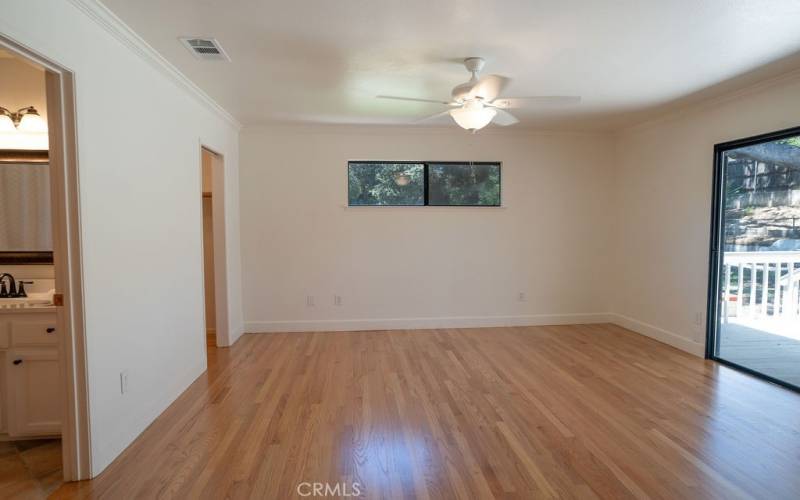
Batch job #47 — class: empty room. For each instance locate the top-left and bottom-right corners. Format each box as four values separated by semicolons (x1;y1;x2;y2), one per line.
1;0;799;498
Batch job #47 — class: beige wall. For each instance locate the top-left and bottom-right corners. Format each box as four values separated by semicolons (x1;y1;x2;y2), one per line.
239;71;800;354
240;126;614;331
0;54;47;122
202;149;213;194
611;71;800;356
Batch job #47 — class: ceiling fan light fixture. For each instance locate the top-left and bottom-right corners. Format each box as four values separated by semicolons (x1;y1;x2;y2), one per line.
449;101;496;131
377;57;579;131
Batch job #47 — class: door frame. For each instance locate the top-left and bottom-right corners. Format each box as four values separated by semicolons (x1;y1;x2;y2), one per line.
706;124;800;394
0;35;92;479
200;146;230;347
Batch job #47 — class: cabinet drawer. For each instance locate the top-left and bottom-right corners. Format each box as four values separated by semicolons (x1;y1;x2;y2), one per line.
11;320;58;346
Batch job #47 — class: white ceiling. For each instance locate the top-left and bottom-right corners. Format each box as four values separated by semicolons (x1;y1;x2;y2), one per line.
100;0;800;130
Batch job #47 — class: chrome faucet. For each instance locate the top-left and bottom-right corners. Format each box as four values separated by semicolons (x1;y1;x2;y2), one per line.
0;273;18;298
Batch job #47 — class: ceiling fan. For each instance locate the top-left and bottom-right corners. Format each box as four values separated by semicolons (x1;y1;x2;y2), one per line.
377;57;580;132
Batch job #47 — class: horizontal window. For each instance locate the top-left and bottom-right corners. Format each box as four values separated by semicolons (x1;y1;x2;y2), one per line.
347;162;424;206
347;161;501;207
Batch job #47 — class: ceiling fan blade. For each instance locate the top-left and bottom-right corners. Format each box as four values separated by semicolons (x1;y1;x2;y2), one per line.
492;109;519;126
467;75;510;102
415;110;452;123
376;95;452;105
491;96;581;108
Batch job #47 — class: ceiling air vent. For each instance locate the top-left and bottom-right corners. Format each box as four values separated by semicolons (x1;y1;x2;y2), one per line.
179;37;230;61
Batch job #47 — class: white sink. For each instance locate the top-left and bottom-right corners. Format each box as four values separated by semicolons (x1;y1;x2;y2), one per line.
0;297;53;309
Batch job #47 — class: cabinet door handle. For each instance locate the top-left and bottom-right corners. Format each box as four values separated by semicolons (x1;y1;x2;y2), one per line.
46;327;56;333
13;359;22;365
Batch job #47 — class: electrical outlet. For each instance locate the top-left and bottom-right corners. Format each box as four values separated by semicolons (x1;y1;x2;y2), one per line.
334;295;342;306
120;370;129;394
306;296;315;307
517;292;526;302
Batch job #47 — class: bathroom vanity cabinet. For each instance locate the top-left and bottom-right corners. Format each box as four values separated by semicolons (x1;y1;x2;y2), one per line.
0;309;61;439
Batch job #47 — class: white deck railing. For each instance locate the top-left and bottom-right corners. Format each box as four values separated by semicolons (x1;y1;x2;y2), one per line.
722;251;800;321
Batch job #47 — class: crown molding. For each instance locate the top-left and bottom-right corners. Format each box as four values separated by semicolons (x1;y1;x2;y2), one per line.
242;122;613;139
620;65;800;136
67;0;242;131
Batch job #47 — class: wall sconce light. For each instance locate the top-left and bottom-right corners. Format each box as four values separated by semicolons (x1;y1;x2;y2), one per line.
0;106;47;133
0;106;48;150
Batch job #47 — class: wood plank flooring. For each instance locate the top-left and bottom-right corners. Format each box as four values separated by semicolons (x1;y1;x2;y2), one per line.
53;324;800;499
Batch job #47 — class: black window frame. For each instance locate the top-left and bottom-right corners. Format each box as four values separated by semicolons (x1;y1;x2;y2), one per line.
347;160;502;207
706;124;800;394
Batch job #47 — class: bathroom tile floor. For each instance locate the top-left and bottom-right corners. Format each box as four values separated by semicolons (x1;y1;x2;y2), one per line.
0;439;62;498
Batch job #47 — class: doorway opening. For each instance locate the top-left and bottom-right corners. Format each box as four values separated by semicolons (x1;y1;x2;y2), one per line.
200;147;228;355
708;125;800;392
202;148;216;350
0;36;90;485
0;46;63;496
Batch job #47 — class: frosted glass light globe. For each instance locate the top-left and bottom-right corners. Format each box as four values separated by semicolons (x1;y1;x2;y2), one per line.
449;100;496;131
17;111;47;133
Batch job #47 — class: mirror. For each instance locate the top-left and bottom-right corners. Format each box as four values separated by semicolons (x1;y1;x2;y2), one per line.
0;150;52;264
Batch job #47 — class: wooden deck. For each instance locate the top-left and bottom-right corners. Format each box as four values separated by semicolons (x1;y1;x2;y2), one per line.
718;322;800;387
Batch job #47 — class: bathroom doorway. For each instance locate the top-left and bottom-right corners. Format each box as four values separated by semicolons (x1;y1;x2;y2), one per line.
0;36;90;484
200;147;228;354
0;47;64;496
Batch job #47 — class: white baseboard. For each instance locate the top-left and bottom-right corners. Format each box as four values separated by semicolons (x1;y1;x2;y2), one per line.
228;323;245;346
246;312;706;357
608;313;705;357
246;313;613;334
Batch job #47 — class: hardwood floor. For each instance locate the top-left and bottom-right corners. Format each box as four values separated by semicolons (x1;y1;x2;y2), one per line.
54;324;800;499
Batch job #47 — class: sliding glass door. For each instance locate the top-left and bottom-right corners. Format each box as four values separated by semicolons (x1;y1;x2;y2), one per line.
709;127;800;391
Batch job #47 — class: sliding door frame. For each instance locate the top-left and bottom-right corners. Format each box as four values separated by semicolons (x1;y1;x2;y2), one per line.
706;124;800;393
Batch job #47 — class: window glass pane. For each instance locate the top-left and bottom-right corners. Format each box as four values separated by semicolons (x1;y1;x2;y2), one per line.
714;132;800;387
428;163;501;206
348;163;424;206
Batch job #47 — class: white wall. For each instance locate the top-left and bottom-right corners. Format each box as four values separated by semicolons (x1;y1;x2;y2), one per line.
611;70;800;356
1;0;243;475
240;126;614;331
